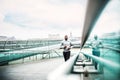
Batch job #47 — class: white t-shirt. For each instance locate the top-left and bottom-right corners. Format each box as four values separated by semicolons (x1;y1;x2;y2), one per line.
61;40;72;52
91;39;102;50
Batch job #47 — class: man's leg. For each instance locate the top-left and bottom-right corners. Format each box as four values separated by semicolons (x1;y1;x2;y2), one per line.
95;61;98;70
63;52;69;61
66;51;70;61
96;51;100;70
63;51;70;61
92;50;95;64
63;52;67;61
92;50;98;69
94;51;100;70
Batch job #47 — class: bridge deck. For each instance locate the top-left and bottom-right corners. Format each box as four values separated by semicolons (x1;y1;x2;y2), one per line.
0;48;92;80
0;48;116;80
0;57;64;80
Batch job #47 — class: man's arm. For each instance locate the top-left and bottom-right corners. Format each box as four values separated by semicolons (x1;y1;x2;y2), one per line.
67;41;73;50
60;42;64;49
89;41;93;48
60;41;67;49
99;41;103;48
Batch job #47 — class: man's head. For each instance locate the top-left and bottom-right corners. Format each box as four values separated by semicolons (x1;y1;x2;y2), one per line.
64;35;68;41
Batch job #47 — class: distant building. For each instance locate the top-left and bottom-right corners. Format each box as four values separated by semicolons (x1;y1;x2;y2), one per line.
48;34;61;40
0;36;7;40
101;31;120;39
0;36;16;41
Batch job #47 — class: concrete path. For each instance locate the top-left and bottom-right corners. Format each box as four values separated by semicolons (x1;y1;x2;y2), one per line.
0;48;91;80
0;57;64;80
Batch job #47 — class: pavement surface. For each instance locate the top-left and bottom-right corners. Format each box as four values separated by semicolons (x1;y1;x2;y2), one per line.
0;48;118;80
0;48;94;80
0;57;64;80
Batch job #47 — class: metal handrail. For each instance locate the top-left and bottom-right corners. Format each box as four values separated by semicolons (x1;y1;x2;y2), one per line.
0;40;61;52
80;52;120;74
80;0;109;49
48;0;109;80
1;44;60;54
47;52;79;80
103;46;120;53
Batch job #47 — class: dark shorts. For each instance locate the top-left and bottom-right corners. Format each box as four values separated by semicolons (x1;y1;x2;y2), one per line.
63;51;71;61
92;49;100;69
92;50;100;57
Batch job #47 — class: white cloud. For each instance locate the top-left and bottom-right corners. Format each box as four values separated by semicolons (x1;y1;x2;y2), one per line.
91;0;120;36
0;0;119;39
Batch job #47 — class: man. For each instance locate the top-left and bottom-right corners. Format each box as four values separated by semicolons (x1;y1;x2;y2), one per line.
61;35;72;61
90;35;102;69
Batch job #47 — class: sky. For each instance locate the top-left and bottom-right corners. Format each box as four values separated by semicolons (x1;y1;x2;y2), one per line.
0;0;120;39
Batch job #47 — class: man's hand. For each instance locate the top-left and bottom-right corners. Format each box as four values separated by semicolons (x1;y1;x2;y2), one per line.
64;46;67;49
67;47;71;50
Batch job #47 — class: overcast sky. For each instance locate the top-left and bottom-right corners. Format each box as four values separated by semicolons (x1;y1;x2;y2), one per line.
0;0;120;39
